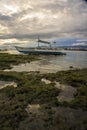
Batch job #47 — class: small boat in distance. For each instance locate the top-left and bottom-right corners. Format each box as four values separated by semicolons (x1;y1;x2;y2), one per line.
15;37;66;55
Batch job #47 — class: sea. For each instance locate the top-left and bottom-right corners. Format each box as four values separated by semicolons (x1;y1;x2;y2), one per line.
3;49;87;73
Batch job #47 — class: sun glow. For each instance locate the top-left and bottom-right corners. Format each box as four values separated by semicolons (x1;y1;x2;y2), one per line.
20;12;45;21
0;25;10;34
4;5;19;14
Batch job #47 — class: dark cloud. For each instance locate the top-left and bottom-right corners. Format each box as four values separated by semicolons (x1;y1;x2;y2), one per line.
0;14;11;21
0;33;40;40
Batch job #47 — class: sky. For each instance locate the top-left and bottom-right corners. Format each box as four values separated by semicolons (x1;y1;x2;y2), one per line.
0;0;87;46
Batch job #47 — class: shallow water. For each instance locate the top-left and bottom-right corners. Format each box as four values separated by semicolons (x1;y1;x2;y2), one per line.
41;79;76;102
5;51;87;73
0;81;17;89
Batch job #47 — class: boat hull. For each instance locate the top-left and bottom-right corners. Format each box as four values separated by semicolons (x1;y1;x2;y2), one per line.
15;46;66;55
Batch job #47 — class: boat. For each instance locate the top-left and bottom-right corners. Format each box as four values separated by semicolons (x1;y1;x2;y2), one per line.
15;38;66;55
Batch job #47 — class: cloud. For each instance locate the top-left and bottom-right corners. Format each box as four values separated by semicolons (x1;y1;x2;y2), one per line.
0;14;12;21
76;39;87;42
72;42;87;46
0;0;87;45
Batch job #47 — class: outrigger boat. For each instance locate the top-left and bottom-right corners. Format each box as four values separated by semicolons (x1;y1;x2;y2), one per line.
15;37;66;55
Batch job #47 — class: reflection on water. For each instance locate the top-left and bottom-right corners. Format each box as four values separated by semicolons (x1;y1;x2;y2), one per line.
5;51;87;73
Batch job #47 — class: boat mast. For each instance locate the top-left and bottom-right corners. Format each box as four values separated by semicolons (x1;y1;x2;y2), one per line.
38;35;40;48
37;36;51;48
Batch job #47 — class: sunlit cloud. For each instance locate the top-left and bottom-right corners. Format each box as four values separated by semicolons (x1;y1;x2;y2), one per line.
72;42;87;46
0;24;10;34
3;5;19;14
77;39;87;42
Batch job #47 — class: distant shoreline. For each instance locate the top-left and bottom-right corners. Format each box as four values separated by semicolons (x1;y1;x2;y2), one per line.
64;48;87;51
